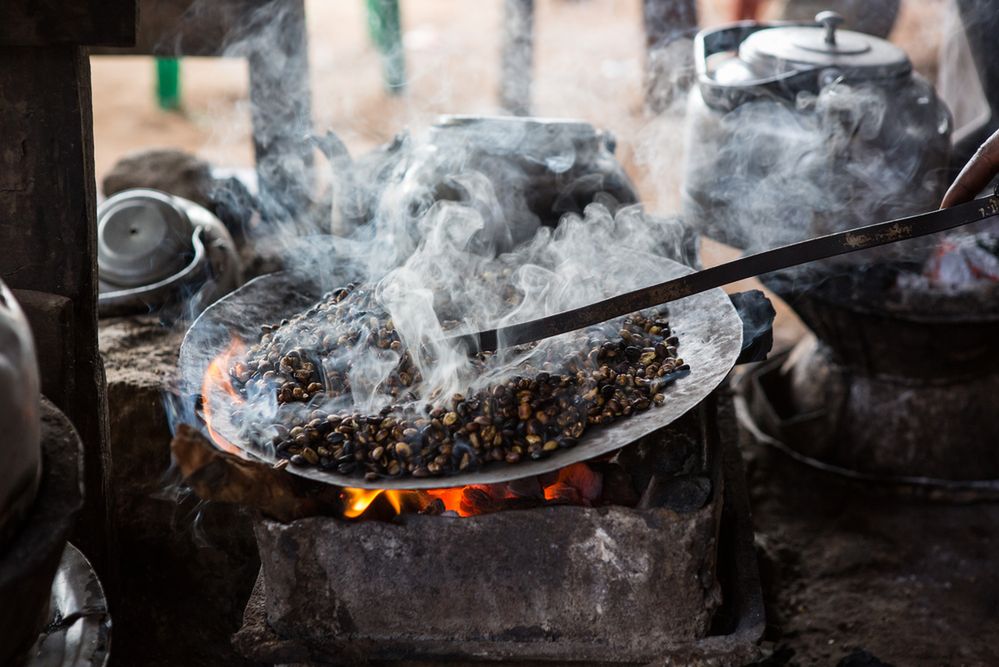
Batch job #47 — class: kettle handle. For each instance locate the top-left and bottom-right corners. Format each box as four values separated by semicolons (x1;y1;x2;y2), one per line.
98;227;210;315
695;21;825;112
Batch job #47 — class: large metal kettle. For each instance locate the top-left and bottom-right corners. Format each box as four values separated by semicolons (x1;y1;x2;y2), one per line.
682;11;952;255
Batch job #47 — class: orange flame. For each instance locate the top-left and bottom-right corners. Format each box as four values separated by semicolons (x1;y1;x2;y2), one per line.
201;338;605;520
338;464;602;520
544;463;603;504
342;489;391;518
200;338;247;456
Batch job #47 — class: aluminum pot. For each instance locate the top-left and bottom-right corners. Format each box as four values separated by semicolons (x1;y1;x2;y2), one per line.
0;281;41;551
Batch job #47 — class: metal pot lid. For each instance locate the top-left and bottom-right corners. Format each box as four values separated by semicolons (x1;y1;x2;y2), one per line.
740;10;911;81
97;189;194;288
429;115;608;172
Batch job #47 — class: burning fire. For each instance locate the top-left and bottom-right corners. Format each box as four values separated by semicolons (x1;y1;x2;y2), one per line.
339;463;602;519
202;337;604;520
200;338;247;457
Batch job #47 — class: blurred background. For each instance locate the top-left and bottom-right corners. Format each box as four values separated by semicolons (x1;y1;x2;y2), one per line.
90;0;949;213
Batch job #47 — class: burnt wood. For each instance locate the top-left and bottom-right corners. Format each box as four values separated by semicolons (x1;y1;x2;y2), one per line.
0;0;135;47
0;46;113;589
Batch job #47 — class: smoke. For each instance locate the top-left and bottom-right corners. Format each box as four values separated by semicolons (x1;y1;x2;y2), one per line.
683;75;952;265
225;97;696;424
166;1;988;448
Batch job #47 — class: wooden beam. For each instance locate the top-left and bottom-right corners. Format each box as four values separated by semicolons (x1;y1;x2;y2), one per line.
0;0;135;47
0;45;113;588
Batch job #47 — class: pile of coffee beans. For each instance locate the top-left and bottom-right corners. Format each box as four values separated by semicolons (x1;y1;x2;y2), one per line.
227;284;688;480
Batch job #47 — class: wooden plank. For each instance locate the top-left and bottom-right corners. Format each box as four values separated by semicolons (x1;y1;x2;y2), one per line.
0;45;113;591
0;0;135;47
499;0;534;116
643;0;698;112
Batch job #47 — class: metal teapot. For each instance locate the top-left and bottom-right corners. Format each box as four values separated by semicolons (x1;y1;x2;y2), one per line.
682;11;952;254
314;116;639;256
97;189;242;318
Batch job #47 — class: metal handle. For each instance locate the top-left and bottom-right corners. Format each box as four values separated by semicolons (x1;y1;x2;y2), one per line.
816;10;845;45
694;21;832;111
459;192;999;352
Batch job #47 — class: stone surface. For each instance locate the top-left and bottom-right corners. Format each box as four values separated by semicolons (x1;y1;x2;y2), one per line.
251;500;721;663
99;315;261;667
102;149;215;207
235;404;766;666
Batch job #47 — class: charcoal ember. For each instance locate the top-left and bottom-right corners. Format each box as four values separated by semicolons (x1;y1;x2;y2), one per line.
227;282;687;481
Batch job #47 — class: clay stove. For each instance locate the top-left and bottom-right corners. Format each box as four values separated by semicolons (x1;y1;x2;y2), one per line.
165;113;771;664
235;400;762;665
739;262;999;487
172;263;770;664
172;384;762;665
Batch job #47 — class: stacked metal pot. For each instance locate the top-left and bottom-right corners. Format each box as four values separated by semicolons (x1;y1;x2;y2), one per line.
0;282;89;665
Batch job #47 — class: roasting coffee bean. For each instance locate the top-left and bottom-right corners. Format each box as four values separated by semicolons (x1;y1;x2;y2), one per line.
231;287;686;480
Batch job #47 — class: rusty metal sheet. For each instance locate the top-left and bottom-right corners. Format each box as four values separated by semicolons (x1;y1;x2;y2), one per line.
179;259;743;489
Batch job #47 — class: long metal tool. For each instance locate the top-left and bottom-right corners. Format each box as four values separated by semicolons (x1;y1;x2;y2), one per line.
460;192;999;352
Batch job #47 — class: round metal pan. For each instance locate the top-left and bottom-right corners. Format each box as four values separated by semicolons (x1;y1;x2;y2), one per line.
179;261;743;489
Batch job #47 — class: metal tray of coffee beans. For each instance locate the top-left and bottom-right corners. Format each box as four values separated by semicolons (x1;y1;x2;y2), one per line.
181;260;743;490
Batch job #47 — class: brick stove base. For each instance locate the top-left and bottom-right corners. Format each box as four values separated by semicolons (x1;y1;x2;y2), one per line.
100;315;260;667
233;396;763;666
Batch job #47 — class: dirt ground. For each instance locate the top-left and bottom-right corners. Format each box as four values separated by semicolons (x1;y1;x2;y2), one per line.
744;437;999;667
89;0;948;212
88;2;997;666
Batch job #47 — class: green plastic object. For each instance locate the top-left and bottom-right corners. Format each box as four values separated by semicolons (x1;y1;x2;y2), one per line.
366;0;405;93
156;57;181;111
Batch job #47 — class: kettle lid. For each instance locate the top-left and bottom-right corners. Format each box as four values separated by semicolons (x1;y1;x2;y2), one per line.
740;10;911;81
97;189;194;288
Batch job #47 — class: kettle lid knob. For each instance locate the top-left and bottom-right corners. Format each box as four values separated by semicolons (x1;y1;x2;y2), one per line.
816;10;845;45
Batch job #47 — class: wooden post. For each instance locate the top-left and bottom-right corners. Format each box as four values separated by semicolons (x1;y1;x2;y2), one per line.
643;0;698;113
500;0;534;116
0;0;136;601
246;0;314;219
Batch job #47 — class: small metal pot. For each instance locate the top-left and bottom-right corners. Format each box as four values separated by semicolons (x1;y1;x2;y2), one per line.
97;189;242;318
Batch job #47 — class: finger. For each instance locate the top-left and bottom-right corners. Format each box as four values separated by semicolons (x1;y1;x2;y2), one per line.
941;128;999;208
